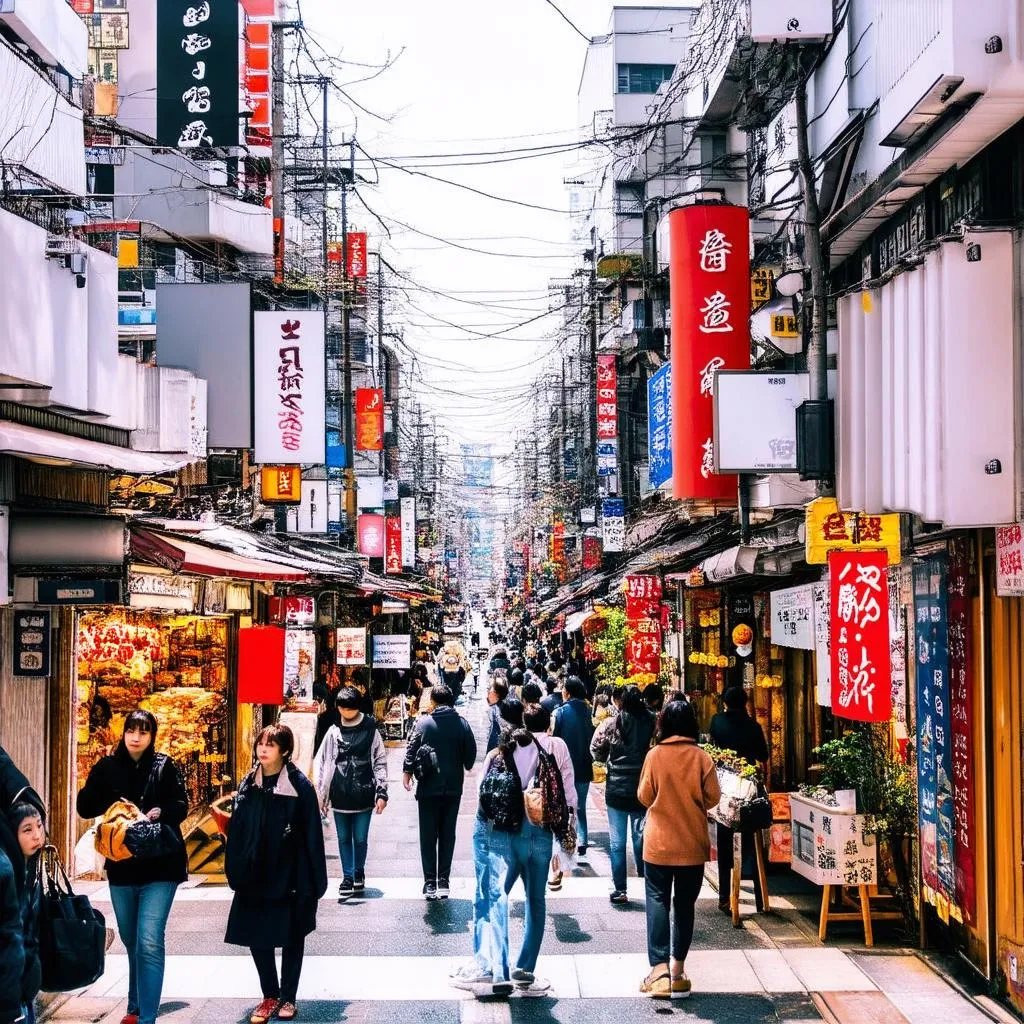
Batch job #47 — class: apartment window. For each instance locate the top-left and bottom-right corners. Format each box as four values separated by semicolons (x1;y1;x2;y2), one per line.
617;64;675;95
700;134;727;171
615;182;645;217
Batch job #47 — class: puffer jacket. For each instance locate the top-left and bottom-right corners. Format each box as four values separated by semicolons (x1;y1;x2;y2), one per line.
591;708;655;813
0;848;25;1024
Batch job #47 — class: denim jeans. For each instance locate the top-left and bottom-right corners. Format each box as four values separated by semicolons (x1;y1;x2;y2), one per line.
333;809;373;880
644;862;704;966
108;881;178;1024
503;817;554;974
607;806;644;892
471;816;511;980
575;782;590;848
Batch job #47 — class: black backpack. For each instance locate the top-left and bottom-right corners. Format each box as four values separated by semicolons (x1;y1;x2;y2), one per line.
478;751;524;833
329;721;377;811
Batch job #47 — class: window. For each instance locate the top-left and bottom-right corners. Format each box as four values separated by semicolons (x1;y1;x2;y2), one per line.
615;182;644;217
617;64;676;95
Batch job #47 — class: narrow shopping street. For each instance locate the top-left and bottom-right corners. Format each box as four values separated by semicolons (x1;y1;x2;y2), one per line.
45;694;995;1024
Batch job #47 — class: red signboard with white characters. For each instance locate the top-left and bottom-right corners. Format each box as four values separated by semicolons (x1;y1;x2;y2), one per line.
596;355;618;441
551;520;566;565
582;535;602;570
355;388;384;451
346;233;368;280
357;514;385;558
625;575;663;676
669;204;751;501
385;516;403;575
829;550;892;722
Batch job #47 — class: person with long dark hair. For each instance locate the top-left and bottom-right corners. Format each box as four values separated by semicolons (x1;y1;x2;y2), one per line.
226;724;327;1024
591;685;655;904
637;701;721;999
77;711;188;1024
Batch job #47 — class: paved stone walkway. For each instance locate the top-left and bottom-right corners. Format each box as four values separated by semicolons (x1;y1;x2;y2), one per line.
44;692;1003;1024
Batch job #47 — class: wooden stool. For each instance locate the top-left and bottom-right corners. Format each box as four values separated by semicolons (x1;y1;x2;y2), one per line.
730;828;771;928
817;884;901;946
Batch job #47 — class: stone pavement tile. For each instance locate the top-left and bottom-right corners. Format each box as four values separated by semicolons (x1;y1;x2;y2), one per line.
507;994;784;1023
44;997;118;1021
744;949;805;992
771;992;826;1020
782;948;876;992
812;991;910;1023
573;950;764;998
848;954;993;1023
188;1000;461;1024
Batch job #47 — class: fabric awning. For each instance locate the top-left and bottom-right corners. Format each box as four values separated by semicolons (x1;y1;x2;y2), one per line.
131;529;309;582
0;421;190;474
564;610;594;634
698;545;759;583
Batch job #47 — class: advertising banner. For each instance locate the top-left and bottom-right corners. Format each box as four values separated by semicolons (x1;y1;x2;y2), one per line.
625;575;662;676
283;628;316;706
648;362;672;489
157;0;240;149
336;627;367;666
914;558;956;914
355;388;384;451
602;498;625;553
254;312;325;464
346;232;368;279
373;634;411;669
669;204;750;501
995;523;1024;595
829;550;892;722
260;465;301;504
596;354;618;478
806;497;901;565
770;585;815;649
357;513;385;557
582;535;602;570
400;497;416;566
385;516;402;575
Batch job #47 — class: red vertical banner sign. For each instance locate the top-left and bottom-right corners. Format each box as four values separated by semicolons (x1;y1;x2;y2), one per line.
669;204;751;501
596;356;618;437
582;535;602;570
829;550;892;722
273;217;284;284
551;520;566;565
355;388;384;451
625;574;663;676
385;516;403;575
346;232;368;279
357;514;385;557
237;626;286;704
946;539;977;923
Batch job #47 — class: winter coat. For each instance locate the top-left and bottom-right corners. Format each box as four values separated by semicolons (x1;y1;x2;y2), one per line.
313;715;388;812
591;708;655;814
638;737;721;866
540;692;563;715
0;848;24;1024
18;855;40;1007
0;747;45;903
225;762;328;948
76;746;188;886
403;706;476;800
709;709;769;766
485;703;503;754
552;698;594;783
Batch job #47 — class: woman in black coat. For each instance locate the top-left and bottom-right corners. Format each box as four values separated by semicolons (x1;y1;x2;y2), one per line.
226;724;327;1024
76;711;188;1024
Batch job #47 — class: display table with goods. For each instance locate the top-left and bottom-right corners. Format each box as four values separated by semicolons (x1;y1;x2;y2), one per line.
75;610;231;818
704;748;771;928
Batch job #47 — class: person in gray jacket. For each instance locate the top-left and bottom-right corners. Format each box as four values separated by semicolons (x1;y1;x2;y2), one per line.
315;688;388;902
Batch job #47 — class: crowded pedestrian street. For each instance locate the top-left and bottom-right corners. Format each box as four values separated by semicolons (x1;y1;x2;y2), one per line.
35;682;1001;1024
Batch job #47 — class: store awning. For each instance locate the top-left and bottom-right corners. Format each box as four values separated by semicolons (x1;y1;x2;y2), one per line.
359;569;442;603
0;420;190;474
697;545;759;583
564;609;594;634
131;529;309;582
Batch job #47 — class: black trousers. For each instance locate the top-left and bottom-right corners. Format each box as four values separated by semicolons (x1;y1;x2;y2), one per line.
417;794;461;882
250;939;305;1003
716;823;763;911
643;862;704;967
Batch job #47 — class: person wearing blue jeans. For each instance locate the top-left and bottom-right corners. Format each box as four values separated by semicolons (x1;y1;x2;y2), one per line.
503;817;554;984
471;817;512;985
333;810;373;886
76;711;189;1024
607;806;645;893
108;882;179;1024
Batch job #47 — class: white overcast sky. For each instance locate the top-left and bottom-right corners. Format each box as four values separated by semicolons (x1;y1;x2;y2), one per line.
303;0;668;463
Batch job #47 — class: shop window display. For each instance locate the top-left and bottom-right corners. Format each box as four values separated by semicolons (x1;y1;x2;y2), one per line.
76;609;230;813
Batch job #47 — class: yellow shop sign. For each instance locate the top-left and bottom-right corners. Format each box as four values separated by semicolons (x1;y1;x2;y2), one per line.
805;497;901;565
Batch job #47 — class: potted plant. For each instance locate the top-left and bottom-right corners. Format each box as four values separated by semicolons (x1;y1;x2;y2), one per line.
810;734;865;812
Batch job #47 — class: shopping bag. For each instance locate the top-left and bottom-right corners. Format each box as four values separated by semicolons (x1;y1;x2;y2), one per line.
73;826;104;879
38;846;106;992
94;799;147;862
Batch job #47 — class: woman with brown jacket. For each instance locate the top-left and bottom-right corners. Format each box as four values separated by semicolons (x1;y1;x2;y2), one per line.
636;701;721;1000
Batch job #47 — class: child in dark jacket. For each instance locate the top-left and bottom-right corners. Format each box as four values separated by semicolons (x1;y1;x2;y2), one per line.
11;804;44;1024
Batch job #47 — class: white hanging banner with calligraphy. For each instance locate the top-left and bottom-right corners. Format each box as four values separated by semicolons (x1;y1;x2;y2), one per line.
254;311;325;464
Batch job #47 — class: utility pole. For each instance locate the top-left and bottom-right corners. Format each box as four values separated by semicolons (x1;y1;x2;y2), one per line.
270;21;290;284
415;402;425;499
559;356;567;489
341;138;357;531
377;252;385;386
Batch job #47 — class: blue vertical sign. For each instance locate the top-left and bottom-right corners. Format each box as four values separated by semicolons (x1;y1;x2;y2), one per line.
914;558;955;905
647;363;672;489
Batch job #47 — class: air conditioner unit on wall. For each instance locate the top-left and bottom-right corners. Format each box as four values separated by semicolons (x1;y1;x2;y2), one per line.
749;0;833;42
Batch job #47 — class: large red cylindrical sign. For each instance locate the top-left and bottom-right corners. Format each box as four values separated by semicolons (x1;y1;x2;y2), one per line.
669;204;751;501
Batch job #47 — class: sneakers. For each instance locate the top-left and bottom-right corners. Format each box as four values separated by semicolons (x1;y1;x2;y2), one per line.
450;963;513;997
547;871;563;892
436;878;450;900
671;971;692;998
423;880;438;900
353;873;365;894
249;998;279;1024
511;970;551;997
276;1003;298;1020
577;845;588;863
121;1015;140;1024
338;877;354;903
609;889;629;905
640;966;671;999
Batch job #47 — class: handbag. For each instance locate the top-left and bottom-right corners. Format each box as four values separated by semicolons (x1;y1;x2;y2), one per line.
38;846;106;992
94;799;147;861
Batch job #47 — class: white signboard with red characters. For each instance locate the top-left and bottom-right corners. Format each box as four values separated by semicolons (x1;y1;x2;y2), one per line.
254;312;325;464
995;523;1024;596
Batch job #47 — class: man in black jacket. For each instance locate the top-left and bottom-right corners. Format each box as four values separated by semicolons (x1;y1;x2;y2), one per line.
402;685;476;900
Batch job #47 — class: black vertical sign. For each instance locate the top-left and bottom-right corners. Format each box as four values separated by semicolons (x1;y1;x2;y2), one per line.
14;610;51;678
156;1;240;150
